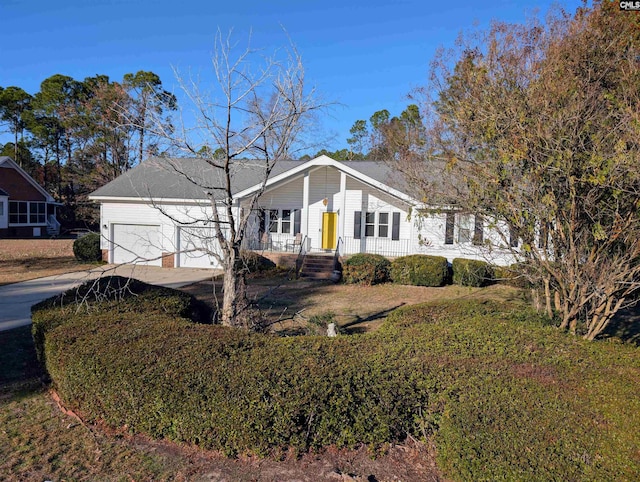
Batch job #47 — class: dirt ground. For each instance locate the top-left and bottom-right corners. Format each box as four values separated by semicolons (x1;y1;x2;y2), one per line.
0;238;98;285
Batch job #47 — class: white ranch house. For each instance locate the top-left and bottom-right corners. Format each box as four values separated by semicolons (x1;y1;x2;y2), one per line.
89;155;515;268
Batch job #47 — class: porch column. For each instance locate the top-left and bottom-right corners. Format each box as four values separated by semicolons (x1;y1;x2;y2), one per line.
338;171;347;253
302;170;309;244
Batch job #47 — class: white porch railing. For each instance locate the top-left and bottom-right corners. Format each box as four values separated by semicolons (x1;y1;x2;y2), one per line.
243;234;412;258
242;232;307;253
340;236;411;257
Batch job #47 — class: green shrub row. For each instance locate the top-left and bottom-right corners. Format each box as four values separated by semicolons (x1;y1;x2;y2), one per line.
342;253;497;287
72;232;101;262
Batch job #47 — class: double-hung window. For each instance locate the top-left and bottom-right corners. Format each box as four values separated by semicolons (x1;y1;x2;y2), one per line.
268;210;279;233
281;209;291;234
266;208;300;234
355;211;401;240
378;212;389;238
364;212;375;237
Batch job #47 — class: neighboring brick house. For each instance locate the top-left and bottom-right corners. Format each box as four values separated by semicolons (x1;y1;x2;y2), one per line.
0;156;60;238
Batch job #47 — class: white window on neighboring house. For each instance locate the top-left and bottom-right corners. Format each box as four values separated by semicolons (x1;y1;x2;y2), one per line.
0;202;4;216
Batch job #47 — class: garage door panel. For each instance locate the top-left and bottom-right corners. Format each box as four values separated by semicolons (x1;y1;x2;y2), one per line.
112;224;162;266
179;227;222;268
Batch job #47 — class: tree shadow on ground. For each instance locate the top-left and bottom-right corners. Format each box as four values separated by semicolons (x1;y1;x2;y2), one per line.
340;304;406;334
602;303;640;346
0;325;45;401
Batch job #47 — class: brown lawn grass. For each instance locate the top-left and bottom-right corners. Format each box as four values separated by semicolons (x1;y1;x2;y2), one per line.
0;239;99;285
180;274;527;334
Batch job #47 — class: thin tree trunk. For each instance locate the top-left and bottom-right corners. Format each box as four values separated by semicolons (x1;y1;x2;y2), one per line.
531;288;541;312
544;278;553;319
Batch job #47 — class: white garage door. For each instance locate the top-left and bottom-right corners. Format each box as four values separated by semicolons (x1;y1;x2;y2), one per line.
178;227;222;269
112;224;162;266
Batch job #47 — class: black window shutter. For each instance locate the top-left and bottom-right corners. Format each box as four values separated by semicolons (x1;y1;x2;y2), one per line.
445;212;455;245
294;209;301;235
392;212;400;240
473;215;484;245
354;211;362;239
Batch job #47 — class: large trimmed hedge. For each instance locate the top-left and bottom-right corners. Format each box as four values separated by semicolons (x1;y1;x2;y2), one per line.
390;255;449;286
34;281;640;480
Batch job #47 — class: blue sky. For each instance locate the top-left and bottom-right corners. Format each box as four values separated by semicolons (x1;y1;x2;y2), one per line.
1;0;584;153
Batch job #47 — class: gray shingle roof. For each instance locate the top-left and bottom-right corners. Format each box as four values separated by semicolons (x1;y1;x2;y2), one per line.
90;156;413;201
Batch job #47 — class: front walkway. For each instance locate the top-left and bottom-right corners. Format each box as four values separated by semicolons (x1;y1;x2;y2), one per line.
0;265;218;332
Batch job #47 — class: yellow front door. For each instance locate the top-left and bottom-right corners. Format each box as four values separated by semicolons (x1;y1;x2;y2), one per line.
322;212;338;250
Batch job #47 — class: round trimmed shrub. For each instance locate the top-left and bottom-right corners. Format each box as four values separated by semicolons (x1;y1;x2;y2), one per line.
342;253;390;285
72;232;101;262
390;255;449;287
452;258;492;287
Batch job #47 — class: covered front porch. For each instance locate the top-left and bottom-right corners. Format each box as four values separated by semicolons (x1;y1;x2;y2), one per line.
237;160;416;259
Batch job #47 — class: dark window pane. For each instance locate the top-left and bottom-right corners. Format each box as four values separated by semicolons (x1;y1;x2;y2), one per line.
378;225;388;237
510;226;519;247
269;210;279;233
365;224;375;237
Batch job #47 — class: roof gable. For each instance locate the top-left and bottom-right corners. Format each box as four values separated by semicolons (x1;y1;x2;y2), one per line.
0;157;54;202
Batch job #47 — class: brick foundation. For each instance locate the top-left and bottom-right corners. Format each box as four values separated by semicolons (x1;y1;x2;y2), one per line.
101;249;109;263
162;252;175;268
261;252;297;269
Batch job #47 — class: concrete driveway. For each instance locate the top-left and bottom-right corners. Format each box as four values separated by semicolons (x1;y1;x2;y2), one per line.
0;265;218;332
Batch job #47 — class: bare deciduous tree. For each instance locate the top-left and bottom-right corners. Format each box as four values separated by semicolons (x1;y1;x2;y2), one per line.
145;30;323;328
401;2;640;340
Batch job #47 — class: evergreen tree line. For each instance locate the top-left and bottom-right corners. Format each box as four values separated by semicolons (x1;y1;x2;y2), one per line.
0;72;176;227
